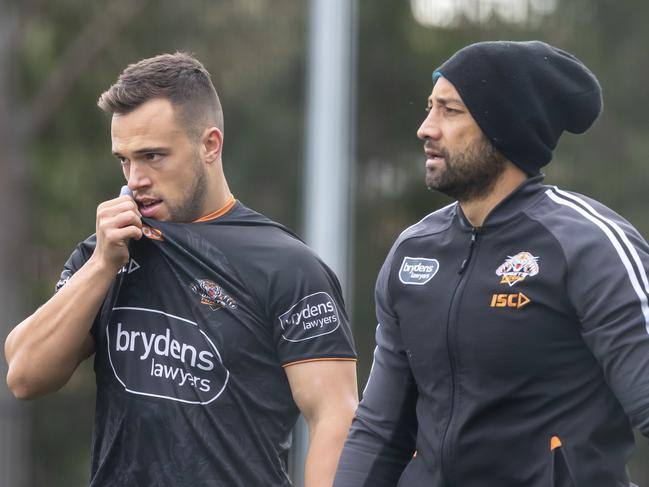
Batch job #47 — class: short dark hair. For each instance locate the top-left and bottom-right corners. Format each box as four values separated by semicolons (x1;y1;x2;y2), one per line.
97;52;223;139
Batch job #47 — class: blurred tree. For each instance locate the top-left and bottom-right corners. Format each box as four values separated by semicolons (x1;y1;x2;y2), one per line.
1;1;150;485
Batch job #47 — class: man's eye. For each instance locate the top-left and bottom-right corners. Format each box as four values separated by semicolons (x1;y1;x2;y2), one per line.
117;157;129;166
424;106;432;113
145;153;161;161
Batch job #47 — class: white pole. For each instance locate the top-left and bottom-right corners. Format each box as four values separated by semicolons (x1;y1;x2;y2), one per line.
289;0;356;485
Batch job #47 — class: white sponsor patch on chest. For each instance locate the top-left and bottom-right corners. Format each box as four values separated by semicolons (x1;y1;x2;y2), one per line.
399;257;440;285
107;307;229;405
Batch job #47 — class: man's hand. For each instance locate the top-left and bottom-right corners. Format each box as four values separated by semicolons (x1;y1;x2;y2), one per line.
92;194;143;273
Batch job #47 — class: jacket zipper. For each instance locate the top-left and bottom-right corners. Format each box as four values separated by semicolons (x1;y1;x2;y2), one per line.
459;227;478;275
440;227;480;486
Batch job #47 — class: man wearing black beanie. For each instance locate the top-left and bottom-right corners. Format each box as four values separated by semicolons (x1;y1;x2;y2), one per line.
334;41;648;487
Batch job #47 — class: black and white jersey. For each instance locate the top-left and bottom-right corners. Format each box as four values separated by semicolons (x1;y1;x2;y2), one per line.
334;176;649;487
57;201;356;487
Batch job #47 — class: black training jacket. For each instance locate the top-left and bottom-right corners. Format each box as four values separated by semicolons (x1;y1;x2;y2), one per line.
334;176;649;487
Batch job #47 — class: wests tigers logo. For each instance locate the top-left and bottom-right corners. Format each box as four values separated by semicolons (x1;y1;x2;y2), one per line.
190;279;237;311
495;252;539;287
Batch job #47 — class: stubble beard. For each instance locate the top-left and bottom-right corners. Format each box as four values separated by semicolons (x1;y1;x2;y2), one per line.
425;135;507;203
167;152;209;223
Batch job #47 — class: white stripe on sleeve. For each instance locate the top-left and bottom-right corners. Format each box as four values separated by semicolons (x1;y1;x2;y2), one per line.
546;188;649;334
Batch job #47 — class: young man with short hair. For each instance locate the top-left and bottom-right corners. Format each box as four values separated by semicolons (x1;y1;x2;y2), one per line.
6;52;358;487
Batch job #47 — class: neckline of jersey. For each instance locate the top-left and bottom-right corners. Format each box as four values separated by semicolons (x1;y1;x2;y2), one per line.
193;195;237;223
456;174;545;230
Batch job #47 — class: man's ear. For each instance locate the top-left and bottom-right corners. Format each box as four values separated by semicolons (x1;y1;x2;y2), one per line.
203;127;223;163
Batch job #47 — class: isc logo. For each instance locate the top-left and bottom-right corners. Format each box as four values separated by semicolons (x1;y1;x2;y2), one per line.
490;292;530;309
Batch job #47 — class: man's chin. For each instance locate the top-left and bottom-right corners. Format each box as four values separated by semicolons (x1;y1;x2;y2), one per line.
425;173;448;193
426;177;464;200
146;210;173;223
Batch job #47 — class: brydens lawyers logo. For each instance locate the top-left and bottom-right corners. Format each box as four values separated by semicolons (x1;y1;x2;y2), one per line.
107;307;229;405
399;257;439;285
279;292;340;342
496;252;539;287
190;279;237;311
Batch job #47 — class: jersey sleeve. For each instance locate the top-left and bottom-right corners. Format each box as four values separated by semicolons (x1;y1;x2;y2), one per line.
54;235;102;338
55;235;97;293
563;207;649;437
266;243;356;367
334;249;418;487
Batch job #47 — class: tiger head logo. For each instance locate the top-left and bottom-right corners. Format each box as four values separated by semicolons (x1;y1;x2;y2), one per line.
190;279;237;311
495;252;539;287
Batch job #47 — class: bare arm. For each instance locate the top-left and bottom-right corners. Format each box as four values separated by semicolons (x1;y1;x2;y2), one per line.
4;195;142;399
285;360;358;487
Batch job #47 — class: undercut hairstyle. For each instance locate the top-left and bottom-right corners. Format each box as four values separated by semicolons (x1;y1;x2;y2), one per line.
97;52;223;140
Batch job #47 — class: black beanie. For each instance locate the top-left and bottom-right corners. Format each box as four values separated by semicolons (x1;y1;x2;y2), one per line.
434;40;603;175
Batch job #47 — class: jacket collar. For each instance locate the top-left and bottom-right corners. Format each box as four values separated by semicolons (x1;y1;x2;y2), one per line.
455;175;546;230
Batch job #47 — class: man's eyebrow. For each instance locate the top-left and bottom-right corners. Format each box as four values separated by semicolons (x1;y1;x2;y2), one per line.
433;96;465;106
111;147;169;156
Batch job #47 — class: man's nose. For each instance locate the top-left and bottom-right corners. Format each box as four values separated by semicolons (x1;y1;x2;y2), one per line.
417;110;442;141
126;162;152;191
